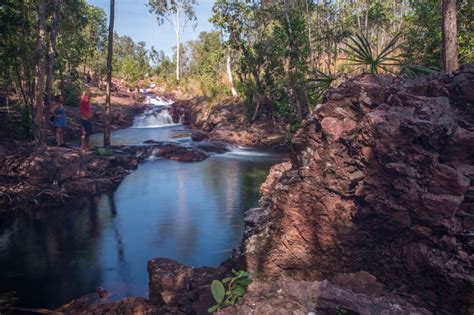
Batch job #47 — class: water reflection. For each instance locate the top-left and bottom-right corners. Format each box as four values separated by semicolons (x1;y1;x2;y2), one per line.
0;154;281;309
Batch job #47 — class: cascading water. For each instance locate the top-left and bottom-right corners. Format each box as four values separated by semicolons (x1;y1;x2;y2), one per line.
132;94;178;128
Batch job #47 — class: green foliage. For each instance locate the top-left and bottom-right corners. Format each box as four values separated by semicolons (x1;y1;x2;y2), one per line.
306;69;336;105
402;0;474;67
63;81;82;107
400;64;441;77
97;147;113;156
343;33;401;74
113;35;151;86
210;280;225;305
208;270;252;313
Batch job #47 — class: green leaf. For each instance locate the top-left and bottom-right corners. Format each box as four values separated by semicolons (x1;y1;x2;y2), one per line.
233;285;246;296
236;278;252;286
222;277;232;284
207;305;219;313
211;280;226;304
97;147;112;156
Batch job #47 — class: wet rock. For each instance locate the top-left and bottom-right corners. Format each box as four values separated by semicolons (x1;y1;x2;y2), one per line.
123;143;210;162
192;141;230;154
191;130;208;142
157;144;209;162
245;69;474;314
143;139;161;144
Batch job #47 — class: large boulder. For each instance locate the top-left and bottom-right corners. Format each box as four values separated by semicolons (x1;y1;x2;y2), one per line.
244;68;474;314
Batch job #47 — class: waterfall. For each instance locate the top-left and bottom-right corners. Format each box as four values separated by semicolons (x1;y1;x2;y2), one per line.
132;94;179;128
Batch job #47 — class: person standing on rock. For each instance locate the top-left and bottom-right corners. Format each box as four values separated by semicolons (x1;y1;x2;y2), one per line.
50;95;67;147
79;91;93;151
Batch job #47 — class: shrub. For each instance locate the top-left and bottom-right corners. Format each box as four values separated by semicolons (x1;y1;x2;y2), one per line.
63;80;82;107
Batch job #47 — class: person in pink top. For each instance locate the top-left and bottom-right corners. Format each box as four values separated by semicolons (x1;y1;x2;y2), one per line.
79;91;93;151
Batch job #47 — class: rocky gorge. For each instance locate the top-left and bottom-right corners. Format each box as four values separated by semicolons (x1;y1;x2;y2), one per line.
2;65;473;314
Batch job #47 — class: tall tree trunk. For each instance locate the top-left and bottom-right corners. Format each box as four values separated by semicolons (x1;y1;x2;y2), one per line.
175;7;181;82
364;0;369;38
104;0;115;148
176;33;180;81
34;0;47;147
46;0;60;110
226;48;238;97
305;0;314;69
441;0;458;74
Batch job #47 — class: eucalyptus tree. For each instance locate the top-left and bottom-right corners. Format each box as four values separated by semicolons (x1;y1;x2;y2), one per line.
45;0;61;109
104;0;115;148
147;0;197;82
34;0;47;146
441;0;458;73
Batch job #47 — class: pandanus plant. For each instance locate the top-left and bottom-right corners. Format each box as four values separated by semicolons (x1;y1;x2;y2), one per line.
306;69;337;103
343;32;401;74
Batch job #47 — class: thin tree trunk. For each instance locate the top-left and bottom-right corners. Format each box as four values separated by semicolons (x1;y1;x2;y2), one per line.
104;0;115;148
46;0;60;110
364;0;369;38
226;48;238;97
305;0;314;69
441;0;458;74
175;7;181;82
34;0;47;147
176;33;180;81
59;67;65;96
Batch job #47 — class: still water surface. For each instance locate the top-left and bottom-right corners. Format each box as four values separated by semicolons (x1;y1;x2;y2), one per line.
0;124;284;308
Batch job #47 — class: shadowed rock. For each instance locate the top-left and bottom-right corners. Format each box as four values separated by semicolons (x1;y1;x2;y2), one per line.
244;65;474;314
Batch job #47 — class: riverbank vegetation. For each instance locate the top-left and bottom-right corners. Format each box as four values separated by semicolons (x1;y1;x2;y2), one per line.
154;0;472;127
1;0;472;143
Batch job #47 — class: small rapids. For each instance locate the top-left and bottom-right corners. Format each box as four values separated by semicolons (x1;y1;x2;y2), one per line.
132;95;178;128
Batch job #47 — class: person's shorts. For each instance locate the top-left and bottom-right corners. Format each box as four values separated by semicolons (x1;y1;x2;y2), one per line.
80;119;93;136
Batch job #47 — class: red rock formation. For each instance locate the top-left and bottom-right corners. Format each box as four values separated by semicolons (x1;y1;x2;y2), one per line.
172;98;290;150
0;146;139;211
247;65;474;314
219;273;430;315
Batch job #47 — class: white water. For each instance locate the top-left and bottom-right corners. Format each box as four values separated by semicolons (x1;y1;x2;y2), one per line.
132;94;178;128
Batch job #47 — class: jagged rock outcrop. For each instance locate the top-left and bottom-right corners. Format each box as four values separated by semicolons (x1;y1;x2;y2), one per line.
242;65;474;314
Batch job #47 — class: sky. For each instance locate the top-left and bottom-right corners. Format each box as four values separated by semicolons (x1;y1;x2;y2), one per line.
87;0;215;56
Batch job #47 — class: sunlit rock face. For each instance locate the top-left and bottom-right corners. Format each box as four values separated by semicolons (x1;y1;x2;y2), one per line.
246;64;474;314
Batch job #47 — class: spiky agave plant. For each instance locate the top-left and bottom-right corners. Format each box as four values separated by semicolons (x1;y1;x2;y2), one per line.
343;33;401;74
